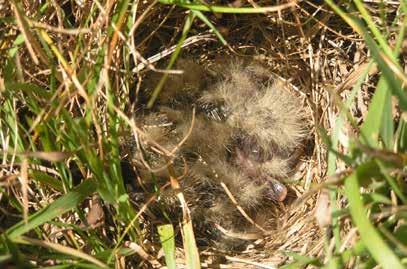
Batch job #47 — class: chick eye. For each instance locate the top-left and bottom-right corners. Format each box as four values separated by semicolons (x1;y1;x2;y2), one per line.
248;147;262;161
241;140;265;162
200;102;229;121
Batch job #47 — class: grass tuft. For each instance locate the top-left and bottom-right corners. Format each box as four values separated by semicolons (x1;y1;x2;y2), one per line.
0;0;406;268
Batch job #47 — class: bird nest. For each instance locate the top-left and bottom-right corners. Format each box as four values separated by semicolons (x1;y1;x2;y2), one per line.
126;57;320;268
118;3;329;266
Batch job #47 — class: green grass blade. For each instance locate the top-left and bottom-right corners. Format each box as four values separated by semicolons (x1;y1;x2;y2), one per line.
281;252;322;268
157;224;177;269
353;0;396;61
30;171;65;192
326;61;371;252
325;0;407;111
147;12;196;108
360;78;391;147
5;179;96;239
1;235;31;268
376;160;407;204
379;89;394;149
182;219;200;269
159;0;295;14
5;82;52;99
396;118;407;152
17;236;108;268
344;166;404;269
192;10;227;45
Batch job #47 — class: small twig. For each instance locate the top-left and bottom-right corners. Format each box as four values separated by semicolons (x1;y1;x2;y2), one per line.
215;224;263;240
220;182;267;233
128;0;158;37
20;158;29;224
108;103;173;157
124;241;162;268
225;255;277;269
11;1;39;65
0;163;61;178
19;236;108;268
170;107;196;155
166;160;201;267
292;168;352;208
28;19;91;35
132;34;216;73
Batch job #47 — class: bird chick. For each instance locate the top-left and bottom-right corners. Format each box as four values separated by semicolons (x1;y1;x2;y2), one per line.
131;59;308;248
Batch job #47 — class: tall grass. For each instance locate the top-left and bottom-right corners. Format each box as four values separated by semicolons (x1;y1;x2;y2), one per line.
0;0;406;268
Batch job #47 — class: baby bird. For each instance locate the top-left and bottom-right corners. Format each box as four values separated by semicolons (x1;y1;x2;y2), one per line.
130;59;308;248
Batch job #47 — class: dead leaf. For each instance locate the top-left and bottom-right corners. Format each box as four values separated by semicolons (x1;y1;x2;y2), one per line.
315;189;331;228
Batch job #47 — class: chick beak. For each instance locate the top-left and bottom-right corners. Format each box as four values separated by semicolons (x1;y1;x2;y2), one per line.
265;178;287;202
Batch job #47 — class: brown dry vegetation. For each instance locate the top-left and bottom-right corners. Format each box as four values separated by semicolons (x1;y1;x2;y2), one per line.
0;1;406;268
